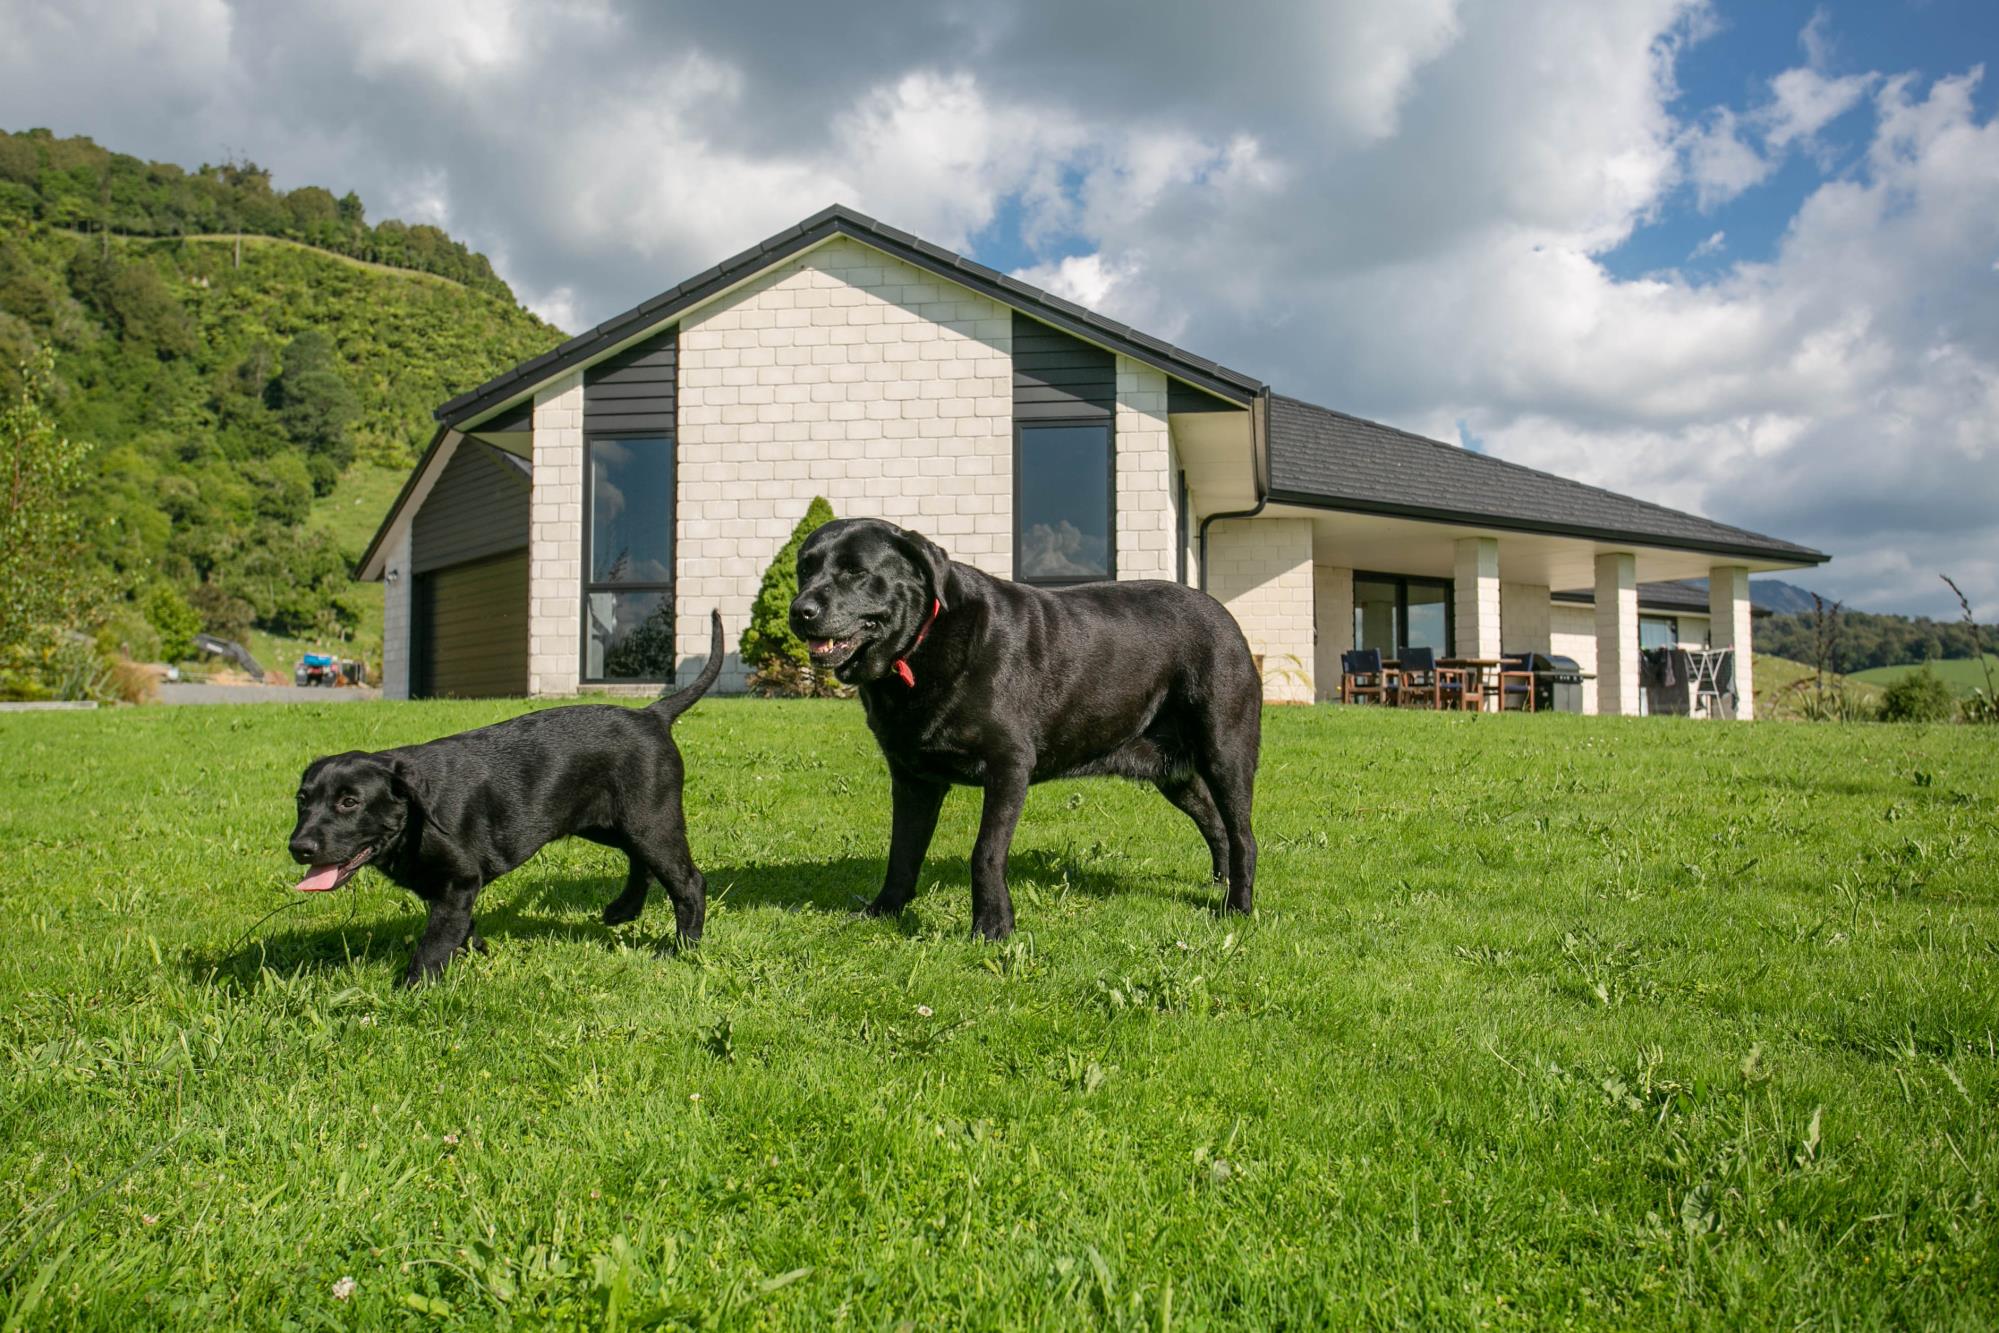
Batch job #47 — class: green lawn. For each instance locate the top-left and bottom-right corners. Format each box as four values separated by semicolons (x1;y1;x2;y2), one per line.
1853;656;1999;699
1;701;1994;1328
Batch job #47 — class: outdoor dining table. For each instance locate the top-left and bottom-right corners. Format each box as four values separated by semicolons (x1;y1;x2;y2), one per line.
1439;657;1504;711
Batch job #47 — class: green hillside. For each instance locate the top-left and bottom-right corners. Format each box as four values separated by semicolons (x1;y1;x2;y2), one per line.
0;130;566;676
1852;655;1999;698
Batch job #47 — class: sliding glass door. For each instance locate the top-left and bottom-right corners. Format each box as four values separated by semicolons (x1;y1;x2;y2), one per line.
1352;572;1455;657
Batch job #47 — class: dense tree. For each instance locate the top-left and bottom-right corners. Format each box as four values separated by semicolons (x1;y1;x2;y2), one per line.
1759;608;1994;673
274;328;358;492
0;137;565;667
0;129;518;299
0;347;101;697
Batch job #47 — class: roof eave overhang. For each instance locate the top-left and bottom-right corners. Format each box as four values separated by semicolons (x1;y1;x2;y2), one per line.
1263;487;1830;568
354;424;451;581
432;209;1264;430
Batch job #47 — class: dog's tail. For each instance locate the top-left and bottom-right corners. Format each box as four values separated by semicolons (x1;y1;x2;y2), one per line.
649;609;726;722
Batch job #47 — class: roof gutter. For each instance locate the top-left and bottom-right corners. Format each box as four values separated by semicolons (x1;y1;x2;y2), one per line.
1198;388;1272;593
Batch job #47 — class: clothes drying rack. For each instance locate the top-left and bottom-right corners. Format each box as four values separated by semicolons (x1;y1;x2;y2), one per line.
1678;644;1733;718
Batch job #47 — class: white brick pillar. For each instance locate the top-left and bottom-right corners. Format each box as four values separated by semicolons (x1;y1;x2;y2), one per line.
1314;565;1353;701
379;524;412;700
1114;356;1174;580
529;372;584;697
1709;564;1755;721
1454;537;1500;659
1595;551;1638;716
1500;581;1551;656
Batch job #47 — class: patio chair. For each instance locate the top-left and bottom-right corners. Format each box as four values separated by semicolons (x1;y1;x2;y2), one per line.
1391;646;1471;709
1340;648;1391;704
1492;652;1538;712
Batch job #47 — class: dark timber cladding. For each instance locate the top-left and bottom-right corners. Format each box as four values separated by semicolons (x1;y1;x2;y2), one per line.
413;551;529;698
585;325;676;433
411;441;531;574
1012;313;1113;422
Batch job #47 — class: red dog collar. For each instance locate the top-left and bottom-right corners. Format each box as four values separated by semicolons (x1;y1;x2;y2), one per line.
892;599;942;688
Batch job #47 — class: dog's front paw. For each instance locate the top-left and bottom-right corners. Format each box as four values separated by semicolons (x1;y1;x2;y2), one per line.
970;911;1015;941
602;896;644;926
399;955;447;988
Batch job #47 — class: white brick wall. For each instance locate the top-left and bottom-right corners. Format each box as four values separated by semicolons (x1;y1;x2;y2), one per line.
1314;565;1354;700
1550;604;1599;715
528;372;584;697
1209;518;1315;704
672;237;1015;691
1114;357;1174;580
1500;580;1552;655
380;524;412;700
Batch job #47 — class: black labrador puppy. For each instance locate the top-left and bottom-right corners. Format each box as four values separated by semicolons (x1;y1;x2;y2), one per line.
790;518;1260;939
286;611;724;985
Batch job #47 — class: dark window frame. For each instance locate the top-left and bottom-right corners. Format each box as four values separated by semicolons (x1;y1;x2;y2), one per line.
1352;570;1456;658
1013;416;1117;587
580;430;676;686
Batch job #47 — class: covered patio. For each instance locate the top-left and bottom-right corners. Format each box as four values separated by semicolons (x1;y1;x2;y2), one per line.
1193;396;1827;717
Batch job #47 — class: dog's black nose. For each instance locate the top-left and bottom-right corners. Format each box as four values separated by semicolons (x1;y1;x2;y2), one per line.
289;837;320;864
792;598;821;625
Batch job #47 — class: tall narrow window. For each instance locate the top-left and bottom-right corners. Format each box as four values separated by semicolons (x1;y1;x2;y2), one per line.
1016;422;1113;584
1639;615;1679;651
583;435;674;683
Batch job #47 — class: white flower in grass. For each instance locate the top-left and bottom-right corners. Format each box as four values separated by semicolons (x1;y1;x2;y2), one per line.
916;1005;933;1018
141;1214;159;1226
689;1091;701;1102
442;1133;459;1146
332;1276;356;1301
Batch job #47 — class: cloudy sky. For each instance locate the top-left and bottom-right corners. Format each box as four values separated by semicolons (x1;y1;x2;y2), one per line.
4;0;1996;616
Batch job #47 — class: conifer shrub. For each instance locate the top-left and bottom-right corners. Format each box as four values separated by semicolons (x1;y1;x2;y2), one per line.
741;497;847;697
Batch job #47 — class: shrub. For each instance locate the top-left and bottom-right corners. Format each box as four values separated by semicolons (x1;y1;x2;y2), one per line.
741;497;847;697
188;580;255;643
1879;664;1956;724
140;582;200;660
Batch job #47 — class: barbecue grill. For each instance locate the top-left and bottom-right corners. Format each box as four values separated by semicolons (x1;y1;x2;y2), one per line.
1497;652;1593;713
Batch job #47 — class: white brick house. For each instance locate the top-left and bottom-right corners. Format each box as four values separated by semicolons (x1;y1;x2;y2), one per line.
358;206;1824;716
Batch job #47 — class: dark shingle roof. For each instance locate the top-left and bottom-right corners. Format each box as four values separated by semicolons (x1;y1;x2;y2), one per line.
434;204;1262;427
1266;396;1826;565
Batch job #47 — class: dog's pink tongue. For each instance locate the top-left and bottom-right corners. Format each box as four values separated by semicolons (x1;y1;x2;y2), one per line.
294;863;343;893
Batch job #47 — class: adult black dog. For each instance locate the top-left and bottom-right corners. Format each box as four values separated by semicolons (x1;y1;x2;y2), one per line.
790;518;1260;939
286;611;724;985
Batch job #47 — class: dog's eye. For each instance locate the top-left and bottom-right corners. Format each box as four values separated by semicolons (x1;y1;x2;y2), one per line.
337;795;361;812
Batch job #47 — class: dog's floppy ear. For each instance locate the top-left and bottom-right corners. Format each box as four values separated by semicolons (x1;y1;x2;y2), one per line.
371;753;426;808
891;526;953;612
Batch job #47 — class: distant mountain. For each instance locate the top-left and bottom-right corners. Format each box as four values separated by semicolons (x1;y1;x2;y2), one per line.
0;128;567;664
1747;579;1823;614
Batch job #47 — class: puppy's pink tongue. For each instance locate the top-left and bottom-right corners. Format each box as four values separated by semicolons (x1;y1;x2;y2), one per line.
295;864;343;893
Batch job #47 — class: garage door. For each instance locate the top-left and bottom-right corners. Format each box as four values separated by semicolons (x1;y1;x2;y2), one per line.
412;549;529;698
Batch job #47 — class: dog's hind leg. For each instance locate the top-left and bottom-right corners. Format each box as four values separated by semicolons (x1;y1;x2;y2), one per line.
1155;773;1230;883
631;832;706;944
1193;746;1257;916
602;857;651;926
